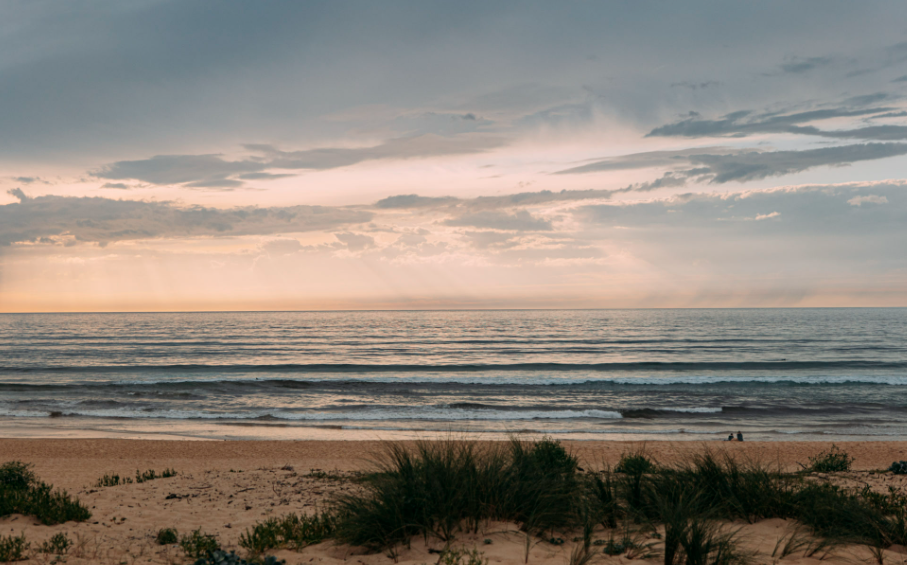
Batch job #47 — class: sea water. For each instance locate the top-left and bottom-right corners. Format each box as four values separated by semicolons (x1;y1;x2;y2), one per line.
1;309;905;440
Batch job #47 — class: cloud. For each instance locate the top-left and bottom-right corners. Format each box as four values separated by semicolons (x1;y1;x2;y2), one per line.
848;195;889;206
443;210;552;231
375;194;460;209
670;81;721;90
92;134;506;189
558;142;907;184
334;232;375;252
576;182;906;236
0;195;372;246
646;106;906;140
7;188;28;202
247;134;505;170
688;143;907;183
554;146;747;175
94;154;265;186
100;183;129;190
778;56;835;74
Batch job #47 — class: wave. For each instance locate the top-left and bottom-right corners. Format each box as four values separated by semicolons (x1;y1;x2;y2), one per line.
3;374;907;392
2;360;906;374
0;406;624;421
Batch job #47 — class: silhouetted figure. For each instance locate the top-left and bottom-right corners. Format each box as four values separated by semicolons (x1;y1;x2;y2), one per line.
736;431;743;442
727;434;734;441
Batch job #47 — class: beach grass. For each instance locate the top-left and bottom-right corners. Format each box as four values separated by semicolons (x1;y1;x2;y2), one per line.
311;438;907;563
0;461;90;525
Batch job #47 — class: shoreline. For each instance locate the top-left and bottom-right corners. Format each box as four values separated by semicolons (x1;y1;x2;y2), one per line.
3;416;906;443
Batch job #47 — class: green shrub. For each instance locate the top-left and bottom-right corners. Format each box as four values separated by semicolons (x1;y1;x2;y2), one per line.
96;473;132;487
806;445;854;473
136;468;178;483
191;550;285;565
439;548;486;565
38;532;71;554
0;533;29;562
614;453;654;475
157;527;179;545
1;482;92;524
0;462;36;491
240;511;334;553
180;529;220;559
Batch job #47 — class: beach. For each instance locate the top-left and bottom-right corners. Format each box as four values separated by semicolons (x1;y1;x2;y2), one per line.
3;438;907;564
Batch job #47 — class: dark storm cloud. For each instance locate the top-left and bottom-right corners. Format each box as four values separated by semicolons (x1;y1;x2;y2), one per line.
0;192;372;246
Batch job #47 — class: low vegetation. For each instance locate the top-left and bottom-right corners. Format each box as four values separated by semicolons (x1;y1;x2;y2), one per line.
191;550;285;565
95;468;178;487
156;527;179;545
38;532;71;555
0;533;29;562
0;461;90;525
309;438;907;564
239;511;335;554
804;445;854;473
180;529;220;559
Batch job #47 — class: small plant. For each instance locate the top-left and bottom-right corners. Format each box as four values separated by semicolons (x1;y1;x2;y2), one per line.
180;529;220;559
614;452;654;475
0;462;36;490
806;445;854;473
128;468;179;484
38;532;70;554
191;550;285;565
240;511;335;553
95;473;132;487
889;461;907;475
0;533;29;562
440;548;486;565
157;527;179;545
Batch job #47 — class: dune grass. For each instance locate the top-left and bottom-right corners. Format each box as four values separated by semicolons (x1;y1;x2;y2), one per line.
313;438;907;563
0;461;90;525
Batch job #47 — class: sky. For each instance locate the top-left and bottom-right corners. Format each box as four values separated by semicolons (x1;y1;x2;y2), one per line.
2;0;907;312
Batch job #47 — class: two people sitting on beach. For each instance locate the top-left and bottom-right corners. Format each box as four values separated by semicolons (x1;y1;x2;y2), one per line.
726;431;744;441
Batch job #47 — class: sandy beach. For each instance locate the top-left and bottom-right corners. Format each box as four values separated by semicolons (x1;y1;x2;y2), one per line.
2;439;907;564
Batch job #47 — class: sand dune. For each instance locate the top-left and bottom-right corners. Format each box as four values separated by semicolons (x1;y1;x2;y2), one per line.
2;439;907;564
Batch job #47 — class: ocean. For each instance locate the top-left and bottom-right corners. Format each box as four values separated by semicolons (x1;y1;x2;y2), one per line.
1;309;905;441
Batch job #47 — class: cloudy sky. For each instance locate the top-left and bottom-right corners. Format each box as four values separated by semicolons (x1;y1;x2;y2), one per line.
2;0;907;311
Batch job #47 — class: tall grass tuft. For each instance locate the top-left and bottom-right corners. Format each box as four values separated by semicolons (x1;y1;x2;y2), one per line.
333;437;583;551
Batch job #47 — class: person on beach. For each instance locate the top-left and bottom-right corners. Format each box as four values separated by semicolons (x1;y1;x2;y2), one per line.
737;431;744;442
727;433;734;441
